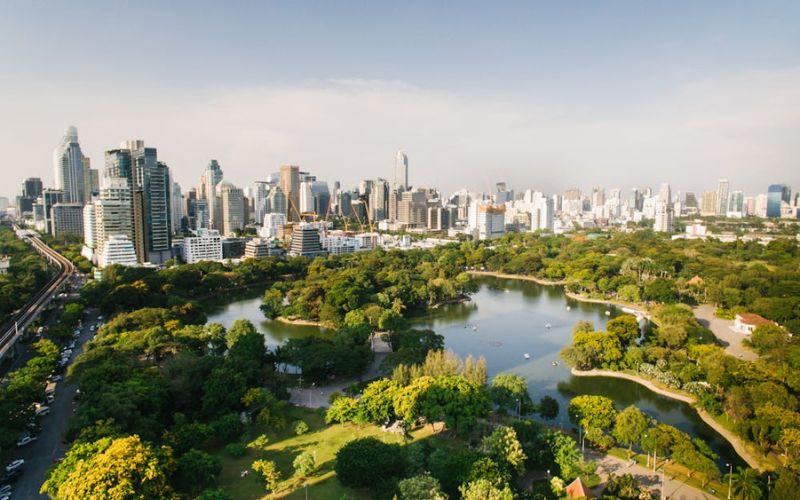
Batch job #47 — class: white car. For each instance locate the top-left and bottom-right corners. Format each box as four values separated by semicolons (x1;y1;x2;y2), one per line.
35;406;50;417
0;484;12;495
16;435;37;447
48;375;62;382
46;394;55;404
4;459;23;472
68;341;76;349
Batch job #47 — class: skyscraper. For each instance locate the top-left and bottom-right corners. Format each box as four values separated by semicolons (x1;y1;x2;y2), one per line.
53;126;86;205
716;179;730;216
767;184;791;218
268;186;287;219
279;165;300;221
218;181;245;237
200;160;224;230
394;151;409;190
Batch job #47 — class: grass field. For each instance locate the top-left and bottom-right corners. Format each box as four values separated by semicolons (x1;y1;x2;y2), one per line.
215;406;437;499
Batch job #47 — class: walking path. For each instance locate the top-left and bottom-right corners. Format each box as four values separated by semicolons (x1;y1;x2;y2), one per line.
467;270;566;286
589;451;717;499
693;305;758;361
571;368;766;471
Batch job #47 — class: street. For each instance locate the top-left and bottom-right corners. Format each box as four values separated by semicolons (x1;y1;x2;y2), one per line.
4;309;99;499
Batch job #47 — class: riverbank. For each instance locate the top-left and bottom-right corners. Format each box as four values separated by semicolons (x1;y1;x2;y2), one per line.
564;292;650;318
275;316;325;327
571;368;768;471
467;270;567;285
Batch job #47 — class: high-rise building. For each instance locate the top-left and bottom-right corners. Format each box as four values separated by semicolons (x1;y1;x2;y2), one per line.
253;181;271;225
716;179;730;216
311;181;331;217
16;177;43;215
397;190;427;227
299;180;314;213
467;201;505;240
53;126;86;205
280;165;300;221
200;160;224;229
767;184;791;218
51;203;84;237
35;189;64;234
394;151;409;190
99;235;138;268
369;179;389;221
267;186;287;219
653;201;673;232
700;191;717;216
171;181;184;233
218;181;245;237
727;190;744;218
260;213;287;239
90;177;135;264
83;158;99;201
684;192;698;209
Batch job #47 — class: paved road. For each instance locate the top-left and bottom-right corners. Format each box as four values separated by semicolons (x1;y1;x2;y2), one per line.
5;310;99;499
693;305;758;361
591;452;717;500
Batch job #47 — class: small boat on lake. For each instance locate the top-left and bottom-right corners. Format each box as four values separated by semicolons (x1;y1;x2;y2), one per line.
524;353;531;359
545;323;552;329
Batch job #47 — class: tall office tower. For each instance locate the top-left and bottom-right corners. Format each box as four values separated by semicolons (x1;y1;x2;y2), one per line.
591;187;605;208
767;184;791;218
253;181;270;225
108;141;171;263
743;196;756;216
608;188;621;200
388;187;401;221
82;203;97;261
531;196;554;232
218;181;244;237
311;181;331;217
260;213;287;239
51;203;84;237
267;186;287;219
184;188;197;229
684;192;698;209
337;191;352;217
53;126;86;205
193;199;209;230
280;165;300;221
200;160;224;229
93;177;134;262
299;180;314;213
35;189;64;234
467;201;506;240
727;190;744;218
716;179;730;216
394;151;409;190
369;179;389;221
653;201;673;232
700;191;717;216
658;183;672;204
83;157;99;201
171;181;184;233
495;182;513;204
755;194;769;218
397;191;427;227
16;177;44;215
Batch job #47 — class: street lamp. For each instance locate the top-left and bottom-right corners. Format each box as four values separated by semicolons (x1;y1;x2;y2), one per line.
659;467;665;500
309;382;315;407
726;463;733;500
516;399;521;420
546;469;550;481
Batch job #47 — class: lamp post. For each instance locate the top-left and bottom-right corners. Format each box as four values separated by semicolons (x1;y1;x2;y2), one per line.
516;399;521;420
309;382;315;407
726;463;733;500
659;467;665;500
304;483;308;500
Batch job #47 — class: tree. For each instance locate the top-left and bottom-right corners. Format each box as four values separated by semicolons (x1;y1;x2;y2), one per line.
539;395;559;420
335;438;405;489
613;406;649;458
293;420;309;435
293;450;317;477
606;314;640;346
458;479;514;500
397;474;448;500
481;426;527;474
568;395;617;431
175;449;221;495
726;467;762;500
657;324;687;347
358;378;401;423
197;489;234;500
549;432;586;481
573;320;594;334
47;435;173;499
490;373;534;415
603;473;644;499
643;278;678;303
325;396;359;424
778;428;800;466
417;375;490;435
260;288;284;319
467;457;511;489
252;460;281;492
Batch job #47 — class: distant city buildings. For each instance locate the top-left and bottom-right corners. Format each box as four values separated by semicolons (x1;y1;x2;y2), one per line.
181;229;222;263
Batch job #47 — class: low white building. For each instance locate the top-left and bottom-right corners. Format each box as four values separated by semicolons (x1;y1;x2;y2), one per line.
98;235;138;268
182;229;223;264
733;313;773;334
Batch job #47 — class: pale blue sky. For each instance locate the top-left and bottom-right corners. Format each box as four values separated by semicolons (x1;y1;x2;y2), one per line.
2;1;799;197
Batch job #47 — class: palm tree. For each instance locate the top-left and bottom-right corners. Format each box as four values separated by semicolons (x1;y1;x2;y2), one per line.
726;467;762;500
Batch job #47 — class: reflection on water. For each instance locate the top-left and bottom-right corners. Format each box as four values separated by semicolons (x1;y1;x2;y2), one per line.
207;276;743;466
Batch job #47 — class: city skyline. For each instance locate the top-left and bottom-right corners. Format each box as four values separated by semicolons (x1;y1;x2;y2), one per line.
2;2;799;198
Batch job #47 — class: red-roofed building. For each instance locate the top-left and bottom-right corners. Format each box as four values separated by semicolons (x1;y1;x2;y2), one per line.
565;477;593;499
734;313;774;334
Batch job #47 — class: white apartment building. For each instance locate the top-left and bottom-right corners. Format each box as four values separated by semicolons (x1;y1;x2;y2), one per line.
182;229;223;264
260;212;287;239
98;234;138;268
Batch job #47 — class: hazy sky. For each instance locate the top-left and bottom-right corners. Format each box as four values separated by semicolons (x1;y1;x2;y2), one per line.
2;1;799;199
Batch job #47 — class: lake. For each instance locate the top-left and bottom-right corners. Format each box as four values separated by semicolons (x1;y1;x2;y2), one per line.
207;275;743;466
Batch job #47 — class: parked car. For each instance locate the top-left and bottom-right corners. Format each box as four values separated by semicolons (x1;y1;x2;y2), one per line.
0;468;21;483
68;341;76;349
48;374;62;382
46;394;55;404
4;460;23;473
0;484;12;495
16;435;37;447
35;406;50;417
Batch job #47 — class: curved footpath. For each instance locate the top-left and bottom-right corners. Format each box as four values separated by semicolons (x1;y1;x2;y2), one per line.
467;270;566;286
571;368;766;471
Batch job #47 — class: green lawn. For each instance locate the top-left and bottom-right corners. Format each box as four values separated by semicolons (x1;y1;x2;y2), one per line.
215;406;436;499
